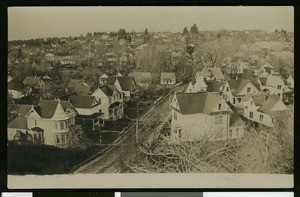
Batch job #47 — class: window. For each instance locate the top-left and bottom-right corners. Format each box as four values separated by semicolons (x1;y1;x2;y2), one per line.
55;122;58;130
233;98;236;104
33;133;37;141
61;135;65;144
34;120;37;127
226;87;229;92
237;98;241;103
215;116;223;124
259;114;263;121
277;85;281;89
119;94;122;99
249;111;253;118
56;135;60;144
250;101;253;105
228;129;233;138
60;122;64;130
173;112;177;120
178;129;182;138
38;133;42;141
247;87;251;93
218;103;221;110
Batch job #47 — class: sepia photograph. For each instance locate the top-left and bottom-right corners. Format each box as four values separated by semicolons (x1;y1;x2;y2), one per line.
7;6;294;188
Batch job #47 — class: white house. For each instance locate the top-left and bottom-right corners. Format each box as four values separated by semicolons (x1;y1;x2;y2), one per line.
92;85;124;120
258;74;285;100
107;76;137;101
170;92;240;142
186;75;207;93
69;95;102;131
8;79;26;99
8;99;77;148
161;72;176;85
99;73;108;85
243;94;289;127
286;75;294;89
224;79;261;109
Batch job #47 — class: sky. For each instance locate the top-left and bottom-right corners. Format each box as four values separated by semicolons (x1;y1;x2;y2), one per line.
8;6;294;41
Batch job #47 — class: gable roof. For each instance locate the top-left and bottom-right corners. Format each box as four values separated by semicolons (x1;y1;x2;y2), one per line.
99;85;118;97
228;79;256;96
8;116;28;129
35;100;72;119
206;80;224;93
258;95;281;113
8;79;25;91
17;105;32;116
116;76;135;91
23;76;42;87
228;103;244;127
201;65;211;77
161;72;176;81
175;92;224;115
107;76;117;85
129;72;152;84
69;95;98;108
208;68;225;80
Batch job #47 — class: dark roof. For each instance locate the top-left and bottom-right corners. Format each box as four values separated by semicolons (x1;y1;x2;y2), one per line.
258;95;281;113
109;102;122;109
176;92;223;115
206;80;224;92
228;103;244;126
17;105;32;116
8;116;28;129
8;79;25;91
76;113;103;119
100;85;117;97
106;76;117;85
31;127;44;132
36;100;71;118
259;77;267;86
228;79;254;96
23;76;42;87
129;72;152;83
117;76;136;91
69;95;98;108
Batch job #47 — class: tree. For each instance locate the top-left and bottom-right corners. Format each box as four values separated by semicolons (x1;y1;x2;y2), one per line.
17;47;22;59
182;26;189;35
144;28;150;43
190;23;199;34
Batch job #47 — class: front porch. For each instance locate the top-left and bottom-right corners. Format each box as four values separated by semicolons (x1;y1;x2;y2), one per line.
109;102;123;120
75;112;103;132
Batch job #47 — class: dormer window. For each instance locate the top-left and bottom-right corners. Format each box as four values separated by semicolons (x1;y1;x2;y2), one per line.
247;87;251;93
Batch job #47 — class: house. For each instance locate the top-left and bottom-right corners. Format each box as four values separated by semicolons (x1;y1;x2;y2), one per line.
45;53;55;61
8;99;77;148
170;92;235;142
92;85;124;120
286;75;294;89
128;71;152;88
260;62;274;75
197;66;225;82
228;105;245;139
69;95;102;131
243;94;289;127
224;79;260;109
206;80;226;94
99;73;108;85
186;75;207;93
208;68;225;82
60;59;76;65
160;72;176;85
23;76;45;92
107;76;137;101
8;79;26;99
258;74;285;100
